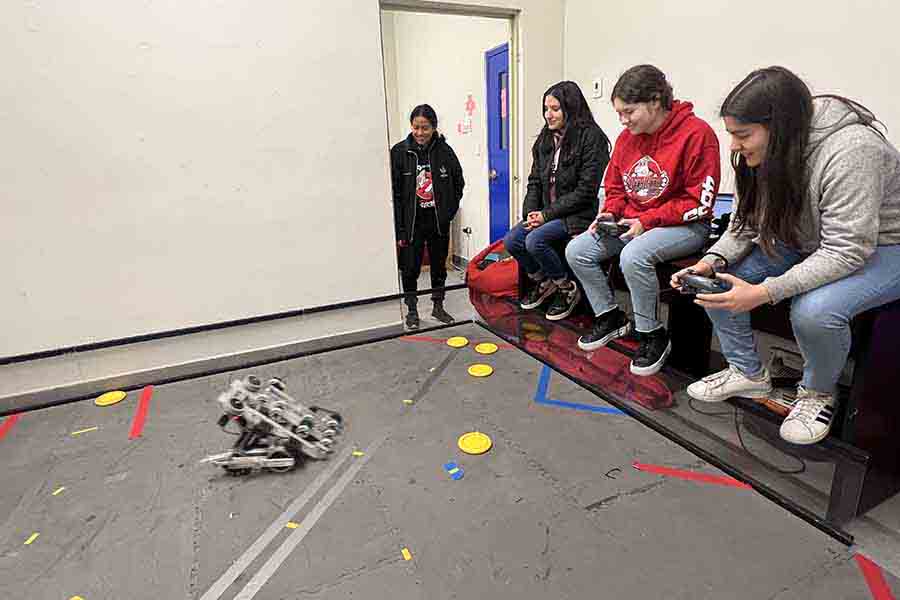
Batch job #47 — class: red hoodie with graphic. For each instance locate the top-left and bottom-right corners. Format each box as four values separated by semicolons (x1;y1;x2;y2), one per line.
603;100;720;230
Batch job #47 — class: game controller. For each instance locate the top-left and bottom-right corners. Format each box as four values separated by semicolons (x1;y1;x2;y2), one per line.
595;218;630;237
678;272;732;295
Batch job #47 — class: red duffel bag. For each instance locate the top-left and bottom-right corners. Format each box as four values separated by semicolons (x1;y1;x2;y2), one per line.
466;239;518;300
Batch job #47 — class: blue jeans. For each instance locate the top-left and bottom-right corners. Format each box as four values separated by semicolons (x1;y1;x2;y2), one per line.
504;219;570;281
706;244;900;394
566;222;710;332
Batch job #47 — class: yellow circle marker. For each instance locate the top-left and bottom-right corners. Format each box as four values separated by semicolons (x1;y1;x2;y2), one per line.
402;399;414;405
70;597;85;600
286;521;299;529
474;342;499;355
524;332;547;342
95;390;127;407
401;547;413;561
468;364;493;378
351;450;365;457
446;336;469;348
458;432;493;455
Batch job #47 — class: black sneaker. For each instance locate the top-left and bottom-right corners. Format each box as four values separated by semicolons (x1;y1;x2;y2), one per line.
405;307;420;330
578;308;632;351
630;327;672;376
545;281;581;321
520;279;557;310
431;301;455;324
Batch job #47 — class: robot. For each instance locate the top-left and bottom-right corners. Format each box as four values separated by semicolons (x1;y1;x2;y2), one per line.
200;375;343;475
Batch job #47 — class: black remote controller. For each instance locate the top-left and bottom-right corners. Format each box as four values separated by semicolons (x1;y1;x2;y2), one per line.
595;219;630;237
679;273;732;295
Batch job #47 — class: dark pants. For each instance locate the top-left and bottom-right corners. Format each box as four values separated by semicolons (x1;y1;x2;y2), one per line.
503;219;570;281
401;223;450;306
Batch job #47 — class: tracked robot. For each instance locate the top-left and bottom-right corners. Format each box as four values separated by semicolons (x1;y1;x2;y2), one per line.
201;375;343;475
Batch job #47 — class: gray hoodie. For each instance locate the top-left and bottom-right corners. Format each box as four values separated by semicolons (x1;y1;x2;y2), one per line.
704;97;900;303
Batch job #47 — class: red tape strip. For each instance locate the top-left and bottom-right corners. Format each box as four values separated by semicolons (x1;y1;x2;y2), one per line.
128;386;154;440
0;414;20;441
856;554;897;600
633;462;752;489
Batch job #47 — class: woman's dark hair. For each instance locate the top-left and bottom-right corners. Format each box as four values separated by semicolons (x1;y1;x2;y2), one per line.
720;66;884;254
538;80;610;155
410;104;438;129
610;65;674;110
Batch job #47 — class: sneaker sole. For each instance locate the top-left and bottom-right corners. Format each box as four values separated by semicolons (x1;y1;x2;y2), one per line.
779;422;830;445
545;288;581;321
578;322;632;351
629;340;672;376
520;286;557;310
686;384;773;403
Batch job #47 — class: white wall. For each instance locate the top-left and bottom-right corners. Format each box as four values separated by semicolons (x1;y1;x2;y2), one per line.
0;0;398;356
382;11;509;259
564;0;900;193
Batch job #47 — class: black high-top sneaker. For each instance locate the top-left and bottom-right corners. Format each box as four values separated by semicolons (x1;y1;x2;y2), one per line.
431;300;455;324
577;308;632;351
405;300;420;330
545;280;581;321
630;327;671;376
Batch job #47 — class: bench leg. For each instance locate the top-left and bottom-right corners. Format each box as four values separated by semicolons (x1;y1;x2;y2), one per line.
666;293;714;378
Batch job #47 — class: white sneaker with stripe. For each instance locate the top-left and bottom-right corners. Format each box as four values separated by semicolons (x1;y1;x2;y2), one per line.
779;386;835;445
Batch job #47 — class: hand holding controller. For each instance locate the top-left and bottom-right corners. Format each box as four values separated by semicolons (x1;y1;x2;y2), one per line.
678;270;732;295
594;215;630;237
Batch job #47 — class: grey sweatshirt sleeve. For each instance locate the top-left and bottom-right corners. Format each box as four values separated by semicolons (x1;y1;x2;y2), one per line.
762;140;884;303
701;193;757;268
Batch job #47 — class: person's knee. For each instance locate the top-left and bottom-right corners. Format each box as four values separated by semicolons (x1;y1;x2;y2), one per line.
524;230;544;255
792;293;847;336
504;226;523;252
565;235;588;269
619;243;655;281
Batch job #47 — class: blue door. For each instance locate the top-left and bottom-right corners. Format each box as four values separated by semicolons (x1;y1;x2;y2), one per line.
486;44;510;243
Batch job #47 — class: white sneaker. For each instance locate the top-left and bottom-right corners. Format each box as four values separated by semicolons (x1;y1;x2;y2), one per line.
686;365;773;403
779;386;835;445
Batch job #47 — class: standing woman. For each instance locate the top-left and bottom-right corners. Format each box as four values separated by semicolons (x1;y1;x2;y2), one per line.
675;67;900;445
391;104;465;329
504;81;611;321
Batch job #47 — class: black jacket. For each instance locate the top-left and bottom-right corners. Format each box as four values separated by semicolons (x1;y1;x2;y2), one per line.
522;123;610;235
390;133;464;243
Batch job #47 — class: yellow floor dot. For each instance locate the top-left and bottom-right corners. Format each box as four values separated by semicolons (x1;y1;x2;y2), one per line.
458;431;493;455
474;342;499;355
95;390;127;407
468;364;494;378
446;336;469;348
352;450;365;457
401;547;412;561
286;522;299;529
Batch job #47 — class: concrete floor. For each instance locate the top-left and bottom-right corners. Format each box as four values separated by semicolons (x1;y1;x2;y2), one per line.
2;322;897;599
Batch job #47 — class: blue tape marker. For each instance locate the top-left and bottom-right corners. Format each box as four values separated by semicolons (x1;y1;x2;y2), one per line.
443;461;464;480
536;397;625;415
533;365;625;415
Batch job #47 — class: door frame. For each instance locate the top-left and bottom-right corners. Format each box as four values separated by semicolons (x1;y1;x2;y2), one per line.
379;0;520;235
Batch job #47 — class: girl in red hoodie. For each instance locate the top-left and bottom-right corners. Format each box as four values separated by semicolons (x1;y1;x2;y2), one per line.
566;65;720;376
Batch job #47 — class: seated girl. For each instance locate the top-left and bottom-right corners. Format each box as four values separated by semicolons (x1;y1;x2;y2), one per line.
566;64;720;376
504;81;610;321
674;66;900;445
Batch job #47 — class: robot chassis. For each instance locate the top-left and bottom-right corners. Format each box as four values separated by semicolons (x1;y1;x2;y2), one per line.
201;375;343;475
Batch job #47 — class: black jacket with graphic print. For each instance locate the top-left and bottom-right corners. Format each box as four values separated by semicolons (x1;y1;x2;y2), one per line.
390;133;465;243
522;123;610;235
